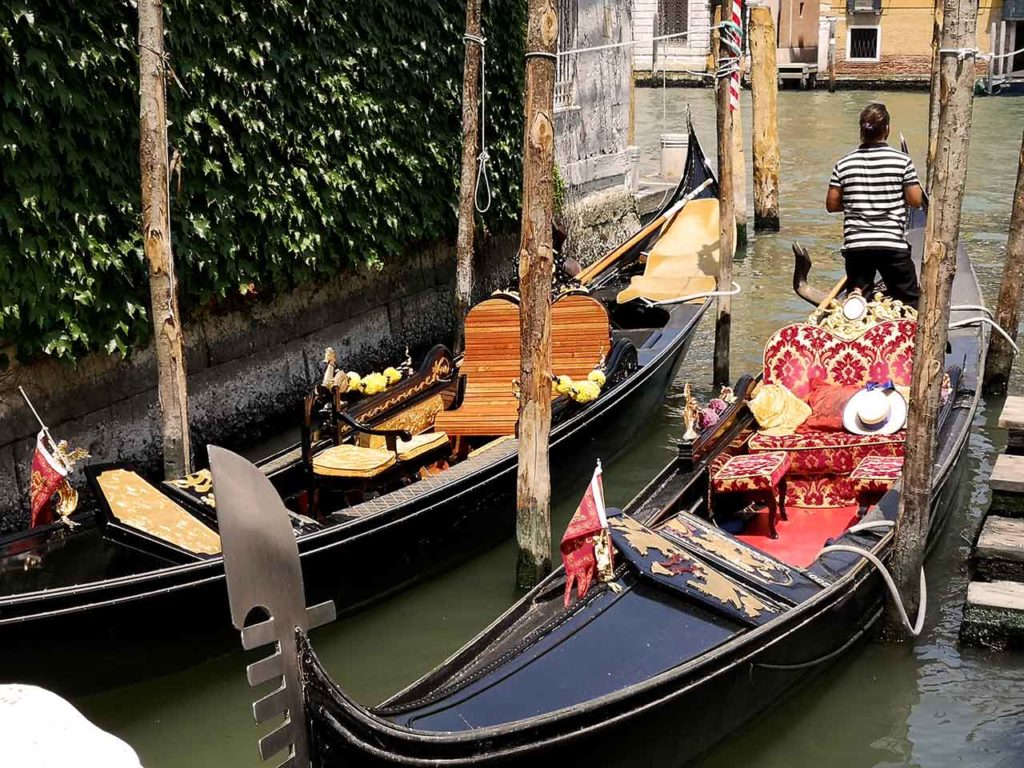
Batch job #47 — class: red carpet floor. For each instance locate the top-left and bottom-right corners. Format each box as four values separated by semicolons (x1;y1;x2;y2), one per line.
735;506;861;568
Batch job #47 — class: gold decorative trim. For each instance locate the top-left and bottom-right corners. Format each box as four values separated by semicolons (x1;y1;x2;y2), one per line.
609;516;774;620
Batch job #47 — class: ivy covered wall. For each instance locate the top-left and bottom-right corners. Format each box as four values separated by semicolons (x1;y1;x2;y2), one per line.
0;0;527;363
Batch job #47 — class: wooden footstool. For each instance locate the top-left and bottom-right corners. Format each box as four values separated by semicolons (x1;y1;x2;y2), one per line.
712;451;792;539
851;455;904;511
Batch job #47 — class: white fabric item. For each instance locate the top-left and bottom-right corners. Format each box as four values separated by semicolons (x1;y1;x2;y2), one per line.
0;684;142;767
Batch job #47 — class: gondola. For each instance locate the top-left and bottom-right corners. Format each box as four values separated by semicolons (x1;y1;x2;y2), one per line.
0;123;724;696
210;189;990;768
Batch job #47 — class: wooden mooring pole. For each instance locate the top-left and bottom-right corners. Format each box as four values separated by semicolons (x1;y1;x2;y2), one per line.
827;18;837;93
139;0;192;479
515;0;557;590
925;0;943;191
885;0;978;642
749;5;781;232
732;64;748;248
983;130;1024;395
713;6;736;386
453;0;484;356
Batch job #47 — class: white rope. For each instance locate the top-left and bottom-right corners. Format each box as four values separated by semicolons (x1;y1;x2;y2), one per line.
989;45;1024;61
557;30;692;57
940;46;1024;62
650;282;742;307
846;519;895;535
818;543;927;637
950;304;994;318
938;47;980;61
464;34;491;214
949;316;1020;353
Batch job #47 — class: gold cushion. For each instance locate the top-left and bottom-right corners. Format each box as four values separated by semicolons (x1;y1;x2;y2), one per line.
397;431;449;462
616;198;725;305
96;469;221;555
313;444;395;479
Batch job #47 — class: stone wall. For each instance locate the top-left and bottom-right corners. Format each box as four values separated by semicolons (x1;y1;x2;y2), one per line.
555;0;635;195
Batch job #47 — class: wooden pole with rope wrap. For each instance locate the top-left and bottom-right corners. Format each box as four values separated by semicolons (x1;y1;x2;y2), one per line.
453;0;484;356
885;0;978;641
139;0;192;479
516;0;558;590
713;3;737;387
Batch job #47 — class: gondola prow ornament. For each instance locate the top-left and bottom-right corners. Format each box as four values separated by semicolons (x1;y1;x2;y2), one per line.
560;461;616;607
209;446;336;768
20;388;88;528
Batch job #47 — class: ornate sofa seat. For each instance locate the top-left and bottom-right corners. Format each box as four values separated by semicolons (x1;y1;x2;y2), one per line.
750;318;916;508
747;431;905;475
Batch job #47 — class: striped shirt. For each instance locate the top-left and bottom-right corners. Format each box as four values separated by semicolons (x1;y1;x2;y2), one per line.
829;144;920;251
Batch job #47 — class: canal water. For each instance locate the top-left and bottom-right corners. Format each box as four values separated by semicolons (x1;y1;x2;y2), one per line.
79;89;1024;766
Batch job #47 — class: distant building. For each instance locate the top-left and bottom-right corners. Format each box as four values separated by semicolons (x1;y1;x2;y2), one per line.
632;0;713;74
628;0;1023;86
828;0;1020;83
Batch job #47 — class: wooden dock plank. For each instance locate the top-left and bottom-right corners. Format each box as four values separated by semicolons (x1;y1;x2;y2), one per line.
989;455;1024;516
998;396;1024;431
961;580;1024;649
972;515;1024;581
991;454;1024;494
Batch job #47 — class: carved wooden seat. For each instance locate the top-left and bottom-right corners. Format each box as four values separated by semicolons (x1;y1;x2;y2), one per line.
434;294;611;438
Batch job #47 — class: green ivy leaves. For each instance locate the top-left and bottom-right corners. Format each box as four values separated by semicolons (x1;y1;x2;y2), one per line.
0;0;526;362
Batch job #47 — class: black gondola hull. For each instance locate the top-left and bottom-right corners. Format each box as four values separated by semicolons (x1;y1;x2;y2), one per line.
0;302;705;696
300;424;970;768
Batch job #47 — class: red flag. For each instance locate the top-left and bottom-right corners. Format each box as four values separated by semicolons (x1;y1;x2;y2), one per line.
560;463;610;607
29;431;68;528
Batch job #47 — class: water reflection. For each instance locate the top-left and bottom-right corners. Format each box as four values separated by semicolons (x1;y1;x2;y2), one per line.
79;89;1024;767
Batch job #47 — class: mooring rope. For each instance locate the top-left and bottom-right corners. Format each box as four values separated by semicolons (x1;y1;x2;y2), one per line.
949;316;1020;353
817;518;927;638
650;282;742;307
464;33;492;214
557;29;693;57
942;45;1024;61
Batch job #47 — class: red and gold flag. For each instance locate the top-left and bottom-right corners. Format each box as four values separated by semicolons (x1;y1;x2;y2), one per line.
560;462;611;607
29;431;69;528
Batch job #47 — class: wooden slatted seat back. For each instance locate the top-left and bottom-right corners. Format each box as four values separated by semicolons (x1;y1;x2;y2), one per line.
435;294;610;438
551;294;612;378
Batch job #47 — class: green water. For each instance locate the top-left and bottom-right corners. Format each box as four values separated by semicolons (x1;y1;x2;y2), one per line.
79;89;1024;766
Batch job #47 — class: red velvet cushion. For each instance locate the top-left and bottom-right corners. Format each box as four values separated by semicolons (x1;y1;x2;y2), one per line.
800;383;862;432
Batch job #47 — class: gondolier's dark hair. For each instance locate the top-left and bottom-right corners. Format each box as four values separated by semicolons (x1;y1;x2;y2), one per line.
859;103;890;143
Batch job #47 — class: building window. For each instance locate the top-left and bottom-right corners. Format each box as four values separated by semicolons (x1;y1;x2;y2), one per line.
847;27;880;61
555;0;579;111
657;0;689;40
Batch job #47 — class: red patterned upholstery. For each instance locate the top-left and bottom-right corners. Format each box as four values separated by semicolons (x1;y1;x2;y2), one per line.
851;456;904;499
784;476;857;508
713;452;792;494
762;320;917;399
748;430;905;475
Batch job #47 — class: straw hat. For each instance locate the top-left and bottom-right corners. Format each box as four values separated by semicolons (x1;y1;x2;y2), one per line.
843;385;908;436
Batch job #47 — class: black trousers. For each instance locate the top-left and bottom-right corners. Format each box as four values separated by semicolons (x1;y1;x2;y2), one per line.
843;247;921;309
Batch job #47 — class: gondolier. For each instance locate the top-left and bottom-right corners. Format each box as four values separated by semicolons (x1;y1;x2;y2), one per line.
826;103;925;308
